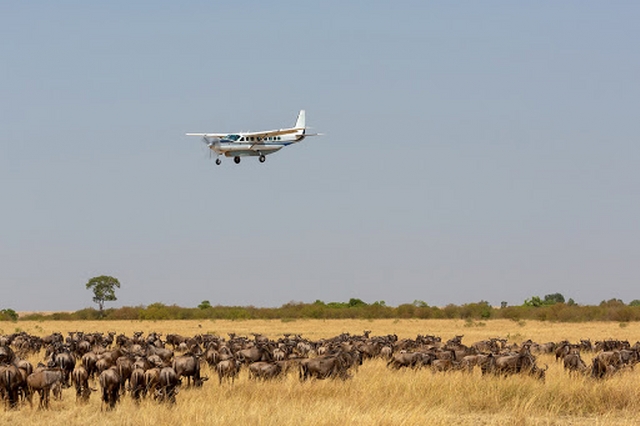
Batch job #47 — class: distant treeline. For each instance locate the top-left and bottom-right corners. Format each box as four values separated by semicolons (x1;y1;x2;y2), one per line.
5;296;640;322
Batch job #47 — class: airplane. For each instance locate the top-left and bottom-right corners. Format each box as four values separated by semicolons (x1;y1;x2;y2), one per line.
186;110;319;165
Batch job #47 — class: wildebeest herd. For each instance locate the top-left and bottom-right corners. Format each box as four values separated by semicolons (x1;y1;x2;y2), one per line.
1;330;638;410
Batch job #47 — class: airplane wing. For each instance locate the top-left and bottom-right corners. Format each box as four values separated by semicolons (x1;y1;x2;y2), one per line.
242;128;302;139
185;133;228;138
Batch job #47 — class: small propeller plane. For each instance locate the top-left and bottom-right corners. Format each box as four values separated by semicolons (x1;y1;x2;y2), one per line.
186;110;319;165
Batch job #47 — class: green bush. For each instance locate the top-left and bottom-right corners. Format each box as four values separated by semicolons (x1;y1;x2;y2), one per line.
12;298;640;322
0;309;18;322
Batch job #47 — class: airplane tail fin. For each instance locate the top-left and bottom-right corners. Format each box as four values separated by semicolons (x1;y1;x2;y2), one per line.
294;110;306;130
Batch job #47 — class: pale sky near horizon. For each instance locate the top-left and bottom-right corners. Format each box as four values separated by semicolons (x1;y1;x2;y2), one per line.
2;2;639;312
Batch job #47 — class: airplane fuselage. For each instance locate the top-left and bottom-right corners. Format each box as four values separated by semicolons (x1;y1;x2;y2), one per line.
212;133;305;158
187;110;314;165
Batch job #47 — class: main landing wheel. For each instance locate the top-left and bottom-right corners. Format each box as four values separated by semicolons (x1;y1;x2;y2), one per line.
234;156;241;164
259;155;266;163
215;158;221;165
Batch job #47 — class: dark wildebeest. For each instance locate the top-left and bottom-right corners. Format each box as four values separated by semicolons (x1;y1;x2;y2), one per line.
235;344;273;365
172;353;207;387
116;355;134;394
216;358;240;385
379;345;393;360
144;367;161;399
204;346;222;368
72;365;93;402
431;358;460;373
81;351;99;380
492;349;536;376
248;361;282;380
555;341;573;362
299;354;350;381
0;364;23;409
386;351;431;370
619;349;639;366
591;351;623;379
95;357;113;375
165;334;187;350
147;345;174;364
26;368;64;409
0;345;16;365
49;349;75;387
272;347;287;361
563;351;588;375
460;354;492;373
99;367;121;410
129;367;146;402
156;367;180;404
132;356;153;371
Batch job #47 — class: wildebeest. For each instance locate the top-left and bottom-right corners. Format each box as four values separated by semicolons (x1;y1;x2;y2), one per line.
235;344;273;365
147;345;174;364
144;367;161;399
483;346;546;380
0;364;24;409
48;348;75;387
248;361;282;380
299;353;350;381
156;367;180;404
99;367;121;410
0;344;17;365
431;358;461;373
563;351;588;375
129;367;146;402
216;358;240;384
81;351;99;379
26;368;64;409
72;365;93;402
555;341;573;361
591;351;623;379
460;354;492;374
172;353;207;387
116;355;135;394
386;351;431;370
379;345;393;360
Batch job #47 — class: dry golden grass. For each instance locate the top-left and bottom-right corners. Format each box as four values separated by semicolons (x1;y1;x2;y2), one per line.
3;319;640;425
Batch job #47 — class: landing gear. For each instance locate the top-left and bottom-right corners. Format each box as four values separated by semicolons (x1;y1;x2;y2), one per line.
215;158;221;165
234;156;241;164
259;155;266;163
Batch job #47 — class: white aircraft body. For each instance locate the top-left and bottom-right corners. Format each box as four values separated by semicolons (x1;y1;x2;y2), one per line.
186;110;318;165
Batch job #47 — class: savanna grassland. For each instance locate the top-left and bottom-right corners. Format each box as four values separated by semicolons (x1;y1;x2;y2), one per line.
4;319;640;425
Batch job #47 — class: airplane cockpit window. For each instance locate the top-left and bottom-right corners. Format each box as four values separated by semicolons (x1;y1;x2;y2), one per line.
225;134;241;141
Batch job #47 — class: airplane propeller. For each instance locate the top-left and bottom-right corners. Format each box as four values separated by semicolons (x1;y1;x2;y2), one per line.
201;136;222;161
200;137;212;159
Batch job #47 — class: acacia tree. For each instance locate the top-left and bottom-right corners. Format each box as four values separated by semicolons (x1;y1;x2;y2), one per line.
85;275;120;317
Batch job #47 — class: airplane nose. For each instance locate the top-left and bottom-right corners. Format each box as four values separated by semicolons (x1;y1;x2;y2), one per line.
202;137;219;149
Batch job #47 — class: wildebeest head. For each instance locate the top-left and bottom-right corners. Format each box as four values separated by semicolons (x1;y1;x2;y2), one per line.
0;345;16;364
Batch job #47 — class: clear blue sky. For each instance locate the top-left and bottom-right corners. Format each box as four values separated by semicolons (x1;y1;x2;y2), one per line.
2;2;639;311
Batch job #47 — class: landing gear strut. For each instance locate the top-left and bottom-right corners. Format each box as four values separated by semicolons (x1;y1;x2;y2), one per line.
234;156;241;164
